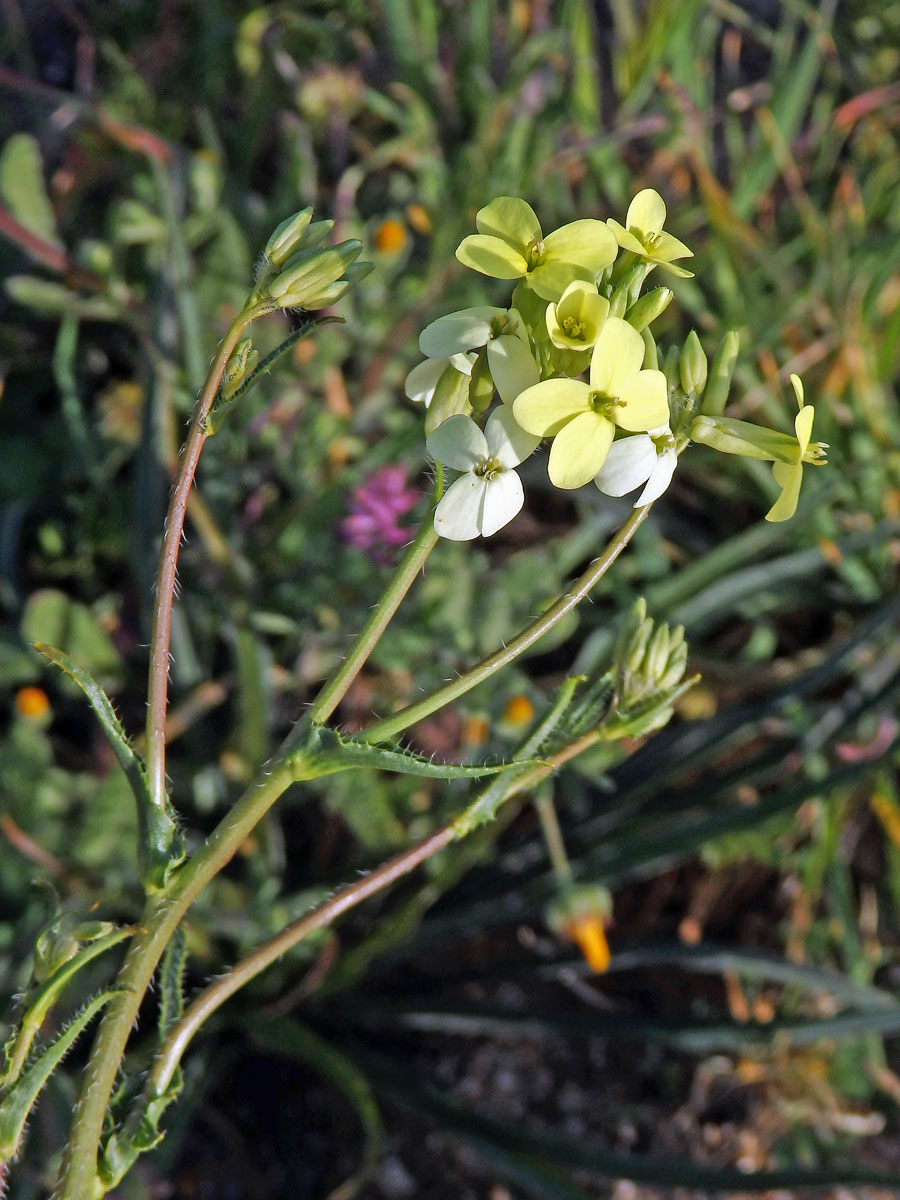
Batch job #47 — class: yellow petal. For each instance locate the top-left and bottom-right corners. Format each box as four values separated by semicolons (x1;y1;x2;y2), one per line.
766;462;803;522
626;188;666;237
456;234;527;279
589;317;644;396
513;379;591;436
617;369;670;432
475;196;541;250
543;219;618;273
795;405;814;454
548;411;614;489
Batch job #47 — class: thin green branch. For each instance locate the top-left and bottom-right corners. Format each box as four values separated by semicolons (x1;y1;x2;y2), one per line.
145;726;605;1100
308;466;443;726
360;504;652;744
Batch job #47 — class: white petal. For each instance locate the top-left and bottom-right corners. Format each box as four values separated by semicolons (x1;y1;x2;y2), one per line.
635;448;677;506
405;358;447;406
484;405;541;468
480;470;524;536
434;475;487;540
449;351;476;376
487;333;540;404
593;435;656;496
426;414;488;471
419;307;502;357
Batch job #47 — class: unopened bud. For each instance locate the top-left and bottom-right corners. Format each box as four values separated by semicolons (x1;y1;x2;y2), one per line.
701;330;740;416
645;623;671;682
270;240;364;307
301;260;375;309
627;287;673;333
679;330;708;396
424;362;472;435
264;208;314;267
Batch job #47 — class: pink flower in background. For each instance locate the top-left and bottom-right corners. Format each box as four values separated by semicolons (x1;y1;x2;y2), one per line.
339;465;420;562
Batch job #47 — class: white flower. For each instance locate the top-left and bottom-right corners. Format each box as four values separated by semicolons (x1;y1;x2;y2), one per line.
426;407;540;540
594;427;677;507
404;352;474;407
418;306;539;403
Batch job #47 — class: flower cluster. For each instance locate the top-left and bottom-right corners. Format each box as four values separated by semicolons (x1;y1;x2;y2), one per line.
406;191;827;540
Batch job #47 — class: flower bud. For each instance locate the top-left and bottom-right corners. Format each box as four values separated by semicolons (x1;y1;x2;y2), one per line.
221;338;259;400
263;208;314;266
270;239;364;308
679;330;708;396
626;286;673;333
607;282;629;319
645;623;671;682
300;260;375;309
690;415;801;463
700;330;739;416
424;362;472;435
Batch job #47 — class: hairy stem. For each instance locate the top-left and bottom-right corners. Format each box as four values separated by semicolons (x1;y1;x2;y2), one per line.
146;727;603;1098
307;466;443;725
360;504;652;744
144;307;261;812
55;759;296;1198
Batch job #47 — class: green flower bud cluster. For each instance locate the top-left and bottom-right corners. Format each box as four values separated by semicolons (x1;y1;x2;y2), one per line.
254;207;373;311
601;598;695;739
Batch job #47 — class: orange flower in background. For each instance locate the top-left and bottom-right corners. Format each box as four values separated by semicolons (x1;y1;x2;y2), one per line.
15;686;50;721
569;913;611;973
504;694;534;724
374;218;408;254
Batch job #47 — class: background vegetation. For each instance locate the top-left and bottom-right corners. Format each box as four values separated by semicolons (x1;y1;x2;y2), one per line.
1;1;899;1196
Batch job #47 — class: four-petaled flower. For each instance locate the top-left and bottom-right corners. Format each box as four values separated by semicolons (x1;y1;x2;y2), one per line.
418;306;539;403
426;407;540;540
607;189;694;278
766;374;823;522
456;196;617;300
595;426;678;507
513;317;670;489
546;282;610;352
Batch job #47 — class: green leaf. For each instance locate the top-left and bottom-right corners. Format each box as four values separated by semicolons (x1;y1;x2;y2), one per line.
204;314;344;434
0;133;60;247
0;989;124;1163
2;926;132;1090
33;642;184;891
285;723;537;783
23;592;122;683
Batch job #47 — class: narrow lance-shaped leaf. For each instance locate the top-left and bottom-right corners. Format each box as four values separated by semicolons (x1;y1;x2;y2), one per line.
452;677;588;838
2;925;132;1089
0;990;125;1164
285;724;543;783
204;314;344;434
33;642;184;890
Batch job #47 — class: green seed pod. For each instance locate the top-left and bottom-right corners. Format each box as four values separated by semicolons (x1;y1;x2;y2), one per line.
626;286;673;333
700;330;740;416
679;330;708;396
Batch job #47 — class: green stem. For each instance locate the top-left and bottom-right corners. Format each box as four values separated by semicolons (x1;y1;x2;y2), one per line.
360;504;652;744
307;466;443;725
535;787;574;887
55;759;296;1198
146;726;606;1098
